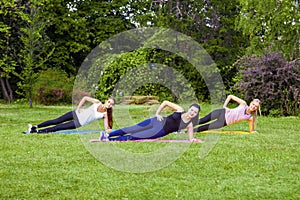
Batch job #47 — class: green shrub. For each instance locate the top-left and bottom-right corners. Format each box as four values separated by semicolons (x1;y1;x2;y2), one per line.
132;96;147;104
32;69;73;105
95;49;207;103
269;109;281;117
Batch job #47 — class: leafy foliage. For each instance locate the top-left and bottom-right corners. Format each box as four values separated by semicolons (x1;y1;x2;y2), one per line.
94;48;208;103
236;0;300;60
235;51;300;116
32;69;73;105
16;0;55;107
0;0;299;116
134;0;248;91
0;1;22;102
42;0;133;74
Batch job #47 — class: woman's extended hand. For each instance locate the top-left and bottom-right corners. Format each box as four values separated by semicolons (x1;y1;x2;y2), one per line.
106;129;113;133
190;138;203;143
156;114;163;121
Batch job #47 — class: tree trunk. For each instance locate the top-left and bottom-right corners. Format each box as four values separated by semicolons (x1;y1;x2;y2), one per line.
0;77;13;103
5;78;13;102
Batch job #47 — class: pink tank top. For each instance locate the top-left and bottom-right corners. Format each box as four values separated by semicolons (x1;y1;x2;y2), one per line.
225;105;252;125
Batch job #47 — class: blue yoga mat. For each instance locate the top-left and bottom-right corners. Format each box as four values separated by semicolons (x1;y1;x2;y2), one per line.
23;129;102;134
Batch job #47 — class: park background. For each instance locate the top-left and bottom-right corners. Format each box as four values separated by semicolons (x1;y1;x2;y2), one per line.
0;0;299;199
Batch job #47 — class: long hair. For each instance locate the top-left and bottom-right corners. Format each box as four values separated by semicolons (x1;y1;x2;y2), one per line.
251;99;262;124
189;103;201;126
106;97;114;129
107;107;113;128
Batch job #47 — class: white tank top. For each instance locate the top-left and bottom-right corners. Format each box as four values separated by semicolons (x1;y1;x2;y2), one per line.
225;105;252;125
75;103;106;126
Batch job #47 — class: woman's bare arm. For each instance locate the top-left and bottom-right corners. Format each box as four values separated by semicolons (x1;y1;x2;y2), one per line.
77;96;101;112
155;101;184;121
249;117;256;133
223;95;247;108
186;123;195;141
103;114;112;133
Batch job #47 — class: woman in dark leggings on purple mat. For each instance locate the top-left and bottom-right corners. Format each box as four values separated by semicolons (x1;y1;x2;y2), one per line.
99;100;201;142
194;95;261;133
26;96;114;134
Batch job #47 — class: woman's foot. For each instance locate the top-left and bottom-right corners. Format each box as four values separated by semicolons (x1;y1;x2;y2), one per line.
99;131;108;141
28;124;38;133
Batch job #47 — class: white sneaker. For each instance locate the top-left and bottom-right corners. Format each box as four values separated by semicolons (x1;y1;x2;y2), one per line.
175;130;183;134
99;131;109;141
28;124;33;133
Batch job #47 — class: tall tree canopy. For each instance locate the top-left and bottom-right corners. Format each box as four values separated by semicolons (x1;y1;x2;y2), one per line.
1;0;298;114
236;0;300;60
42;0;134;74
129;0;248;91
0;0;21;102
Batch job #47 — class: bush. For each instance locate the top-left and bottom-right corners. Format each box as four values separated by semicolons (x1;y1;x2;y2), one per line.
72;89;91;105
32;69;73;105
269;109;281;117
95;49;207;103
234;52;300;116
120;96;160;105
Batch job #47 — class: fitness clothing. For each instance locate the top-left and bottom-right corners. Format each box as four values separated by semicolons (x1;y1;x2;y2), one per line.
194;109;227;132
37;103;105;133
162;112;190;133
108;112;191;141
225;105;252;125
75;103;106;126
194;105;252;132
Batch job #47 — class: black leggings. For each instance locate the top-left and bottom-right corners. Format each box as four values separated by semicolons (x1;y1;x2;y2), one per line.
194;108;227;132
37;111;80;133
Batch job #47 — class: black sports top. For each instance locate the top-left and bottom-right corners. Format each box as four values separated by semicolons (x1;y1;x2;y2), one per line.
162;112;191;134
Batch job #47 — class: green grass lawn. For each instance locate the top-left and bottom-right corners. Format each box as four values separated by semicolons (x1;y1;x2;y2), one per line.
0;103;299;199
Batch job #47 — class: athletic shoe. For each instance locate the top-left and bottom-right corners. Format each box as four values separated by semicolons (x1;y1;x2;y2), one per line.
28;124;38;133
99;131;109;141
175;130;183;134
28;124;33;133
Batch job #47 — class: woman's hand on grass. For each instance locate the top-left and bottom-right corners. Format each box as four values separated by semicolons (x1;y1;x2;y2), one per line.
190;138;203;143
156;114;163;121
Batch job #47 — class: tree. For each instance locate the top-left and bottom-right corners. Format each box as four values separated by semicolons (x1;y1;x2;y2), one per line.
236;0;300;60
0;1;21;102
129;0;248;99
17;0;54;107
42;0;133;75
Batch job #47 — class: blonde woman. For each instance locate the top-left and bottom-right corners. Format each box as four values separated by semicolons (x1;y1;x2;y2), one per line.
194;95;261;133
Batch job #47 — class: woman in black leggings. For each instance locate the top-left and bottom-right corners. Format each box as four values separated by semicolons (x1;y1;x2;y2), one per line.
194;95;261;133
26;96;114;134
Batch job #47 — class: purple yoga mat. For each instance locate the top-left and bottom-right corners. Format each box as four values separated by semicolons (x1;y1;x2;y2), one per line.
90;139;203;143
